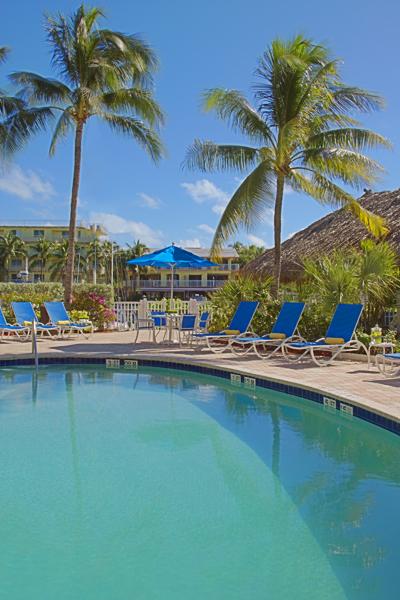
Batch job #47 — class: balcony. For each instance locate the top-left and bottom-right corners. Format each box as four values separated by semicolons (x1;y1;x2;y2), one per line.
137;279;227;290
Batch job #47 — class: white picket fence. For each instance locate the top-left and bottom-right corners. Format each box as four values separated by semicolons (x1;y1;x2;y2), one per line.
113;299;210;330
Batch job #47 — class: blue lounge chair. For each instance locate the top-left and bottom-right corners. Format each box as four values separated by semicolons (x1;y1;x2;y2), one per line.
282;303;367;366
44;301;93;338
0;306;30;339
11;302;59;337
230;302;305;359
194;301;259;353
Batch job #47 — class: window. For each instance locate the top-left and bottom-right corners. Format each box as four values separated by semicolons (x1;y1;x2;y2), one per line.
33;230;44;237
10;230;17;237
62;231;69;238
33;274;42;282
10;259;22;269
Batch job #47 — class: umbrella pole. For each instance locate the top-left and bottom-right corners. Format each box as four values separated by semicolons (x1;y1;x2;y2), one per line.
170;264;174;303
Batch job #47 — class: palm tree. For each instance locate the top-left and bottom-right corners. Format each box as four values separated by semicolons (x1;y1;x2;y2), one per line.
9;5;164;305
48;240;69;281
185;35;390;296
29;239;55;281
0;232;26;281
126;240;149;292
0;46;52;160
87;239;105;284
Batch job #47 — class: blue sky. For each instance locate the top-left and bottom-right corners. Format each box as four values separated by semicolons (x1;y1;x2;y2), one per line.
1;0;399;249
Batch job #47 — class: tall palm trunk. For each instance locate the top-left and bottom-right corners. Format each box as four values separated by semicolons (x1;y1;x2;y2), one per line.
64;122;84;307
272;174;284;298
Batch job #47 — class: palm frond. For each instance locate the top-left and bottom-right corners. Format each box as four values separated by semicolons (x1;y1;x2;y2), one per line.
101;112;164;161
211;161;275;253
184;140;260;173
290;170;388;237
300;147;384;187
203;88;276;146
307;128;391;151
0;46;9;64
331;86;385;114
10;72;72;105
0;106;55;157
49;108;73;155
99;88;164;126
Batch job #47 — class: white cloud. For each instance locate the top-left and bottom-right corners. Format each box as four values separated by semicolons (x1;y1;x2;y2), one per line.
137;192;161;209
247;234;267;247
0;165;55;200
90;212;163;246
178;238;201;247
181;179;229;215
198;223;215;235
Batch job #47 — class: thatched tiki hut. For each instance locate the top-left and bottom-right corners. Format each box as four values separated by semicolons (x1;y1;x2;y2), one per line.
242;189;400;282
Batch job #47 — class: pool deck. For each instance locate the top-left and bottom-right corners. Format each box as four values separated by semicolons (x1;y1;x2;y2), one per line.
0;330;399;422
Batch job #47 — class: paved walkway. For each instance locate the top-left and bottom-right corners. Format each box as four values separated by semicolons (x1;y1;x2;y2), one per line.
1;330;399;422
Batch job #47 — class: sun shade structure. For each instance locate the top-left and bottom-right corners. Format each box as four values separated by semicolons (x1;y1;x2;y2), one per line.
127;244;218;299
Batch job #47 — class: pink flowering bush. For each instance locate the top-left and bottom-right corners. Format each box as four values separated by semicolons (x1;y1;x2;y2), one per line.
71;288;115;330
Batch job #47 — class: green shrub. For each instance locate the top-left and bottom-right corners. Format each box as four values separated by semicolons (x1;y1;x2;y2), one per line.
0;283;64;322
210;276;278;335
0;282;114;328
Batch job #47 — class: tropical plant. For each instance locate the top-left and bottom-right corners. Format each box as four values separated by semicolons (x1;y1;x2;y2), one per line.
185;35;390;296
0;46;51;160
48;240;69;281
29;238;55;281
0;232;26;280
9;5;164;305
49;240;86;282
87;239;106;284
209;275;277;335
302;240;399;330
233;241;265;267
356;240;399;327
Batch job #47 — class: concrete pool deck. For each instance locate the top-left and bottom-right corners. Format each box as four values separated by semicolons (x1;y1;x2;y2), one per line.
0;330;399;424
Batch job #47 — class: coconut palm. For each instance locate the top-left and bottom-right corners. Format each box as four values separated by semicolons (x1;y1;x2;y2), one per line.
9;5;164;305
0;46;52;160
29;239;55;281
185;35;390;296
0;232;26;281
87;239;106;284
126;239;149;292
48;240;69;281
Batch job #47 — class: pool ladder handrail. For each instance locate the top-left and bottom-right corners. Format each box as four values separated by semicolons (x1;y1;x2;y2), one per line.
31;321;39;371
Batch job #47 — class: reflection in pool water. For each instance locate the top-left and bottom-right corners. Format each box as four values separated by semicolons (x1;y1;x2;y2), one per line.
0;366;399;599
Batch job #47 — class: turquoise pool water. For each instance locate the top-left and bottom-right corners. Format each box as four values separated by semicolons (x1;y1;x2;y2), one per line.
0;365;399;599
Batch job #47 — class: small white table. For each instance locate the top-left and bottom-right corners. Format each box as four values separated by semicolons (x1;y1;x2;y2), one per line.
368;342;395;368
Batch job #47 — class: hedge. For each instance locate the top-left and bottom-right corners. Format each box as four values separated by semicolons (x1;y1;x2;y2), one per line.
0;282;114;327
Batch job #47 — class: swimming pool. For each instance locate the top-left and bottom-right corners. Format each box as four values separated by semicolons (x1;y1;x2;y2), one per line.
0;364;399;599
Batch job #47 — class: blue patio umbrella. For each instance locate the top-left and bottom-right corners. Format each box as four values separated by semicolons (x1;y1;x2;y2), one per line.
127;244;218;299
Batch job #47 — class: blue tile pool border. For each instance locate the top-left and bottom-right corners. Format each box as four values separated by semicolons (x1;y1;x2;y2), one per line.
0;355;399;437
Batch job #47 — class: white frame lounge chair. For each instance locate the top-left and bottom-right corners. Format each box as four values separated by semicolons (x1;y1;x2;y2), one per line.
193;301;259;354
282;303;368;367
230;302;305;359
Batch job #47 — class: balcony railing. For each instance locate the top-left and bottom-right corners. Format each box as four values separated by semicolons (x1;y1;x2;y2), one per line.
137;279;226;289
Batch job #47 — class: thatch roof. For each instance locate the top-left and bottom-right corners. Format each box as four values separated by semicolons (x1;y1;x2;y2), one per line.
242;189;400;281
